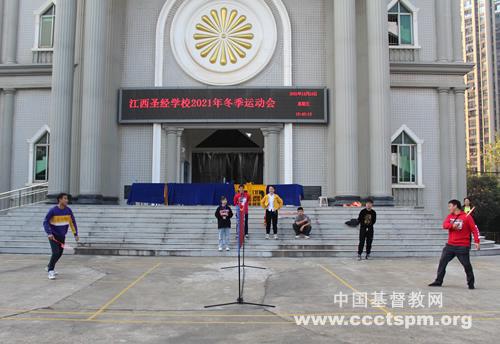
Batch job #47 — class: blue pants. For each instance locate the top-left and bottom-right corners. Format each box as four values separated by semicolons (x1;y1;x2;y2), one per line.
218;227;230;248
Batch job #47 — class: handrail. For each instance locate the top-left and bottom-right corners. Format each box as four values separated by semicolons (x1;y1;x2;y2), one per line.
0;183;49;212
0;183;48;197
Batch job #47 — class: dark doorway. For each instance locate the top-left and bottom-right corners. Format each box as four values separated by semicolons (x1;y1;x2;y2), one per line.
192;153;263;184
191;130;264;184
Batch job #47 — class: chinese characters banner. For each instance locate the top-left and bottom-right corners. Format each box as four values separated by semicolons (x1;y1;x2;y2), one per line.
119;88;328;124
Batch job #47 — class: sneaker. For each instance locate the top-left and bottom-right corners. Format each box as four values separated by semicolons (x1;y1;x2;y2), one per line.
245;234;249;239
295;235;300;239
365;254;370;260
305;236;310;239
48;271;56;280
226;247;230;251
428;281;442;287
468;285;475;290
44;267;58;275
218;246;223;252
274;234;279;240
265;234;270;240
357;255;362;261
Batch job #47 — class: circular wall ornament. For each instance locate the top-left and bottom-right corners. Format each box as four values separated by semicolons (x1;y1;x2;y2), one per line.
170;0;277;85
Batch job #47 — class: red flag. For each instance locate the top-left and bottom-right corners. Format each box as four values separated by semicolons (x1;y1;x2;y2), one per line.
239;204;245;248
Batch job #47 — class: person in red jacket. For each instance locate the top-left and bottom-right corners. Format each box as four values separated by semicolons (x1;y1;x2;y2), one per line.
233;184;250;239
429;199;480;289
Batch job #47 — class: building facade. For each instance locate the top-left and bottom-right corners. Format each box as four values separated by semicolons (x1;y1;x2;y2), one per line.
462;0;500;173
0;0;470;214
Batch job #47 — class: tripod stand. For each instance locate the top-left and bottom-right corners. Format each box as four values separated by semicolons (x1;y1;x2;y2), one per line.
205;205;274;309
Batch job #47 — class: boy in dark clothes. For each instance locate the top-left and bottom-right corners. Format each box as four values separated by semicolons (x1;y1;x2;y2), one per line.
43;193;79;280
357;199;376;260
215;196;233;252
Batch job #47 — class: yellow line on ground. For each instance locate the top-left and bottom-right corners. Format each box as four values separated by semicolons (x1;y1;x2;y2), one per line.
87;262;162;321
0;317;294;325
318;264;392;315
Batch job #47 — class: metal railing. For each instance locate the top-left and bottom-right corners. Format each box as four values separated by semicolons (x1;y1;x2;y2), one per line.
32;49;53;64
0;183;49;213
392;186;424;207
389;47;418;62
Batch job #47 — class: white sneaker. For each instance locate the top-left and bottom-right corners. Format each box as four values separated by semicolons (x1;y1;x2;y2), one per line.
265;234;270;240
45;267;58;275
295;235;300;239
226;247;230;251
274;234;279;240
305;236;310;239
218;246;223;252
48;271;56;280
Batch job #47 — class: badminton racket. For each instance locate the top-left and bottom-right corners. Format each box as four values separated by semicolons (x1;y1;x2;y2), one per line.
49;237;73;250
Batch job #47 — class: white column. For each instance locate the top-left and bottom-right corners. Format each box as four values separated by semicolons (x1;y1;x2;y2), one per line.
79;0;109;202
451;0;463;62
262;127;281;184
176;128;184;183
2;0;19;63
333;0;359;202
436;0;453;62
152;124;162;183
0;89;15;192
283;123;293;184
165;126;179;183
367;0;393;203
448;91;458;197
48;0;78;196
438;87;451;213
455;88;467;200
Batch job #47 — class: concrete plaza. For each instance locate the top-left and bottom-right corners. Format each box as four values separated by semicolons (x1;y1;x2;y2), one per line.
0;254;499;344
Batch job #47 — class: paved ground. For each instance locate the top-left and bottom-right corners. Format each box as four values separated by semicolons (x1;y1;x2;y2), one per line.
0;253;499;344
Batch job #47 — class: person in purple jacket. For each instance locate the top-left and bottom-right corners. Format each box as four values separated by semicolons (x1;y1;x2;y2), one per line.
43;193;79;280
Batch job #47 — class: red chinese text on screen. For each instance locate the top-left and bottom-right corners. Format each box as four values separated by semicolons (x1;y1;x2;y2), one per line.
128;97;277;110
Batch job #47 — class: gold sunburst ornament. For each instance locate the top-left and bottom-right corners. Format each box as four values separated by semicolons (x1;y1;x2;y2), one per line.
193;7;254;66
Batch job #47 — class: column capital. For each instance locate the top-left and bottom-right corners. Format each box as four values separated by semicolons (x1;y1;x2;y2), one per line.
453;87;466;94
2;88;16;94
437;87;450;94
261;126;282;136
162;125;180;135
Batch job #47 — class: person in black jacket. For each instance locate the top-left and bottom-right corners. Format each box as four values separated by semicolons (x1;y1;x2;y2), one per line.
215;196;233;252
357;199;377;260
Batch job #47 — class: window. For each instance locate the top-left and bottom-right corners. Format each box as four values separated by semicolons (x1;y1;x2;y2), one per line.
388;1;414;46
38;4;55;48
33;132;50;182
391;129;421;185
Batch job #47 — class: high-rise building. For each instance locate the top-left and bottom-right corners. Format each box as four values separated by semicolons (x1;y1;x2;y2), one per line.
462;0;500;173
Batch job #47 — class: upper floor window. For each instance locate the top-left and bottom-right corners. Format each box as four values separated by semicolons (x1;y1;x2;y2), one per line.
388;0;414;46
34;132;50;182
39;4;55;48
391;126;424;186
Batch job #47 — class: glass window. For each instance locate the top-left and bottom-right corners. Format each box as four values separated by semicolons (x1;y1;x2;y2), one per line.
392;131;417;184
39;5;55;48
34;133;49;182
388;1;414;46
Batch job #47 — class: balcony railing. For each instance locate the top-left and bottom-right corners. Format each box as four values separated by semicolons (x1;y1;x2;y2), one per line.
392;185;424;207
389;47;419;63
32;49;53;64
0;183;48;212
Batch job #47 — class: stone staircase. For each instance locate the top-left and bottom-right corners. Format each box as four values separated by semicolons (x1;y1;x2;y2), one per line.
0;205;499;257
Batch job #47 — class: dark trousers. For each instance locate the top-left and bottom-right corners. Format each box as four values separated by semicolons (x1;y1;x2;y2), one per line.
48;234;65;271
358;227;374;255
435;244;475;286
293;223;311;236
265;210;278;234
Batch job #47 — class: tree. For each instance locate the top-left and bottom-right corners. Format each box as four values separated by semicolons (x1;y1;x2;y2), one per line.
466;175;500;233
484;134;500;172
